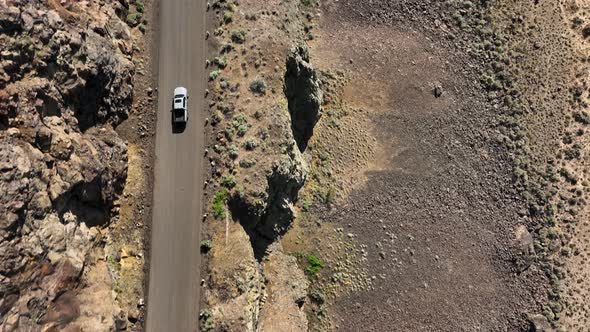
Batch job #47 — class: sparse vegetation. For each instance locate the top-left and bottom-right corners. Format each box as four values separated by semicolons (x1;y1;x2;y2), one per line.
214;56;228;69
305;255;325;276
560;168;578;185
249;78;267;95
220;43;233;53
228;145;239;159
212;188;228;219
126;12;142;26
200;240;212;253
209;69;220;81
199;309;215;331
223;11;233;24
231;29;246;44
244;138;258;150
573;111;590;125
239;159;256;168
221;174;236;188
135;0;145;13
323;187;336;205
302;198;311;212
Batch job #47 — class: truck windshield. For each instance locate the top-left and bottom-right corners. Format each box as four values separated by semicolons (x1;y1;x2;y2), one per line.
174;109;184;119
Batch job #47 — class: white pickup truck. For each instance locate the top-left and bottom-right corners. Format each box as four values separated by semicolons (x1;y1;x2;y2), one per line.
172;87;188;124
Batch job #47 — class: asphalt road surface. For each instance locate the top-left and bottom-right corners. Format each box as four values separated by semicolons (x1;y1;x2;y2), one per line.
146;0;206;331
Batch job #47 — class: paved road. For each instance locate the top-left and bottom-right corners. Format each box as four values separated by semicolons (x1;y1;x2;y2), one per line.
146;0;206;331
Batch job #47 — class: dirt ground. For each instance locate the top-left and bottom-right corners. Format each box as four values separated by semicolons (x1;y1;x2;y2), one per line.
107;0;159;329
298;1;542;330
294;0;590;330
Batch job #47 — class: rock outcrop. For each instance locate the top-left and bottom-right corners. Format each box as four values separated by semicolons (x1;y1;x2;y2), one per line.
0;1;134;330
202;2;322;330
230;105;307;256
284;44;323;151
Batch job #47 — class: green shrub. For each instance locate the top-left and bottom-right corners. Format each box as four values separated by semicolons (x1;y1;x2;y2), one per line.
212;188;228;218
126;12;142;26
209;69;220;81
237;124;248;136
214;56;228;69
306;255;324;276
324;187;336;205
232;114;248;136
574;111;590;125
220;43;233;53
231;29;246;43
224;126;235;141
480;72;502;91
559;168;578;185
200;240;212;253
221;174;236;188
135;0;145;13
199;309;214;331
309;291;325;304
249;78;267;95
563;144;582;160
228;145;239;159
211;111;223;125
223;11;233;24
244;139;258;150
233;113;248;127
239;159;256;168
302;198;311;212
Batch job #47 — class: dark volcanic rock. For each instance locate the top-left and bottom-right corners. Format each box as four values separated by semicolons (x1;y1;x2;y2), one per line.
284;44;323;151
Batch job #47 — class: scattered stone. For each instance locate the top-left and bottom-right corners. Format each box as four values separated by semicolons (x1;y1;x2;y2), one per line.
527;314;551;331
433;82;443;98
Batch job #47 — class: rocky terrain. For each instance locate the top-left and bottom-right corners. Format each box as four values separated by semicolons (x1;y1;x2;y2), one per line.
3;0;589;331
200;0;590;331
0;0;155;330
199;0;325;330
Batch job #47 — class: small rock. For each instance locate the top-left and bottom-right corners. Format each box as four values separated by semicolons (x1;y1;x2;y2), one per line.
127;309;139;323
433;83;443;98
528;314;551;331
7;127;20;137
114;311;128;331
